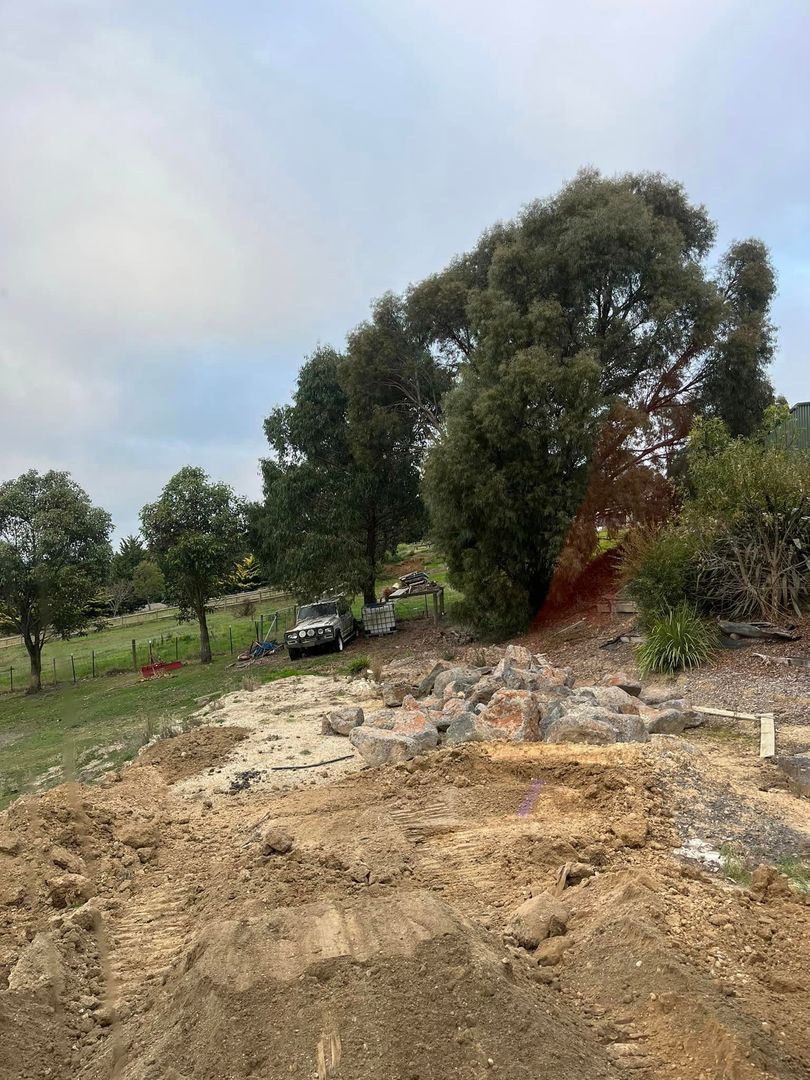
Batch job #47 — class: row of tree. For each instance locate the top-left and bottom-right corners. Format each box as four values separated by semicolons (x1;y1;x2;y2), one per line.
1;169;778;689
252;169;776;632
0;467;249;690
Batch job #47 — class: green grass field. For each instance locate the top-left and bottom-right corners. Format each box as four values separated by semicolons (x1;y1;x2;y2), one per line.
0;599;298;691
0;547;461;808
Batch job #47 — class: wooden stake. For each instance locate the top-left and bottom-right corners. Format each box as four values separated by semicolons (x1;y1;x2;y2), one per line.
759;713;776;759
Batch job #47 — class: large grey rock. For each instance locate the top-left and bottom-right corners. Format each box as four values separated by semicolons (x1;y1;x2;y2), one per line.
415;661;453;698
508;892;569;949
363;709;398;730
445;712;491;745
476;688;541;741
432;697;468;732
466;676;503;709
324;706;364;735
777;753;810;797
381;681;413;707
603;672;642;697
433;666;487;699
640;685;682;707
543;712;619;746
493;644;541;673
644;708;689;735
607;712;650;742
543;705;649;745
575;685;641;715
349;726;436;766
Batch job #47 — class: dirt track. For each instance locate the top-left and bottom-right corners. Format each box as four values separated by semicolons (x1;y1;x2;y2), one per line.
1;669;809;1080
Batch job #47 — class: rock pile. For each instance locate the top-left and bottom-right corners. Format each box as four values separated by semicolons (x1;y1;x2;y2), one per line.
321;646;703;766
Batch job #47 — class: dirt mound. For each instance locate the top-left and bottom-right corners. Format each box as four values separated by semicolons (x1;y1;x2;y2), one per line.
1;670;808;1080
560;867;809;1078
136;726;249;784
83;890;617;1080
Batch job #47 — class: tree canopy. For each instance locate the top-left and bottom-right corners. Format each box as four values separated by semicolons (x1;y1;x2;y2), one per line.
0;470;112;690
141;467;246;662
418;170;776;630
253;332;427;604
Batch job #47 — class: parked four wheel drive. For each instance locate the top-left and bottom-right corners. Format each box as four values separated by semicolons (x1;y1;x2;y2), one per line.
285;597;357;659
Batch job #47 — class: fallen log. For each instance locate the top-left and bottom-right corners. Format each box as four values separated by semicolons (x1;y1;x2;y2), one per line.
751;653;810;669
717;620;801;642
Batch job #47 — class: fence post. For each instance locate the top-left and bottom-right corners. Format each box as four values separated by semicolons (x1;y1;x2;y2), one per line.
9;667;12;692
255;620;260;643
229;626;233;655
53;657;57;685
71;655;76;684
131;639;137;671
148;640;154;664
92;650;96;678
260;614;264;640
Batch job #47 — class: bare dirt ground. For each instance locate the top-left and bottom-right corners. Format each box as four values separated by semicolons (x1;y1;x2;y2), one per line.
0;620;808;1080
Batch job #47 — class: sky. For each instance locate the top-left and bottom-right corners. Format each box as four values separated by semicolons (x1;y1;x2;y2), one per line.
1;0;808;539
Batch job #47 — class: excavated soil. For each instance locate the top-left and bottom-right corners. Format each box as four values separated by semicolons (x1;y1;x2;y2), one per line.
0;672;808;1080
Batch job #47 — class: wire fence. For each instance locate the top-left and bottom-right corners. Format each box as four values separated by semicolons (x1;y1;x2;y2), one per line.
0;606;298;695
0;587;290;652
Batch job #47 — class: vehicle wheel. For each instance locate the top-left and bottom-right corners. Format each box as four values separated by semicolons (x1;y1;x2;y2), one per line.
287;647;302;660
334;632;344;653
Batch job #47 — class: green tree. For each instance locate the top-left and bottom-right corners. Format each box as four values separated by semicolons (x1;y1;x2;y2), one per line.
110;534;146;581
141;468;246;663
0;470;112;691
416;170;777;612
253;331;425;605
700;240;776;436
229;553;264;592
132;559;165;607
425;341;602;634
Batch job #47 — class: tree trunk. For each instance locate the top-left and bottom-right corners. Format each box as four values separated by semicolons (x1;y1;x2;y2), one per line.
26;641;43;694
362;574;377;606
198;606;212;663
527;572;552;619
363;516;377;605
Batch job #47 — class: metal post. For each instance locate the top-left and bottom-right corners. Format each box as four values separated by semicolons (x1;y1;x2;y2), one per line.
260;614;264;640
71;655;77;684
229;626;233;655
132;639;137;671
9;667;12;692
255;620;260;643
149;640;154;664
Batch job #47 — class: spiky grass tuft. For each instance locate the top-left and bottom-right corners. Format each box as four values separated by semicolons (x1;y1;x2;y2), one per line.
636;602;716;676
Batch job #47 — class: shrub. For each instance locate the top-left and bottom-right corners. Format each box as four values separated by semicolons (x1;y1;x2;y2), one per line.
623;526;705;621
636;603;716;675
698;497;810;620
346;655;370;675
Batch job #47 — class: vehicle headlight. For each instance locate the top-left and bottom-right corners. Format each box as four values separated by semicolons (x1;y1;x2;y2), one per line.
307;628;315;638
317;628;324;636
323;626;333;635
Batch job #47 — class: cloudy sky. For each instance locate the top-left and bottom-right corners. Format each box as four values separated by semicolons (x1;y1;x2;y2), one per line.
1;0;808;538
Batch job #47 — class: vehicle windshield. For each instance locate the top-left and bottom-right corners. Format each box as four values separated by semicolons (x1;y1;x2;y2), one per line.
298;602;338;621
